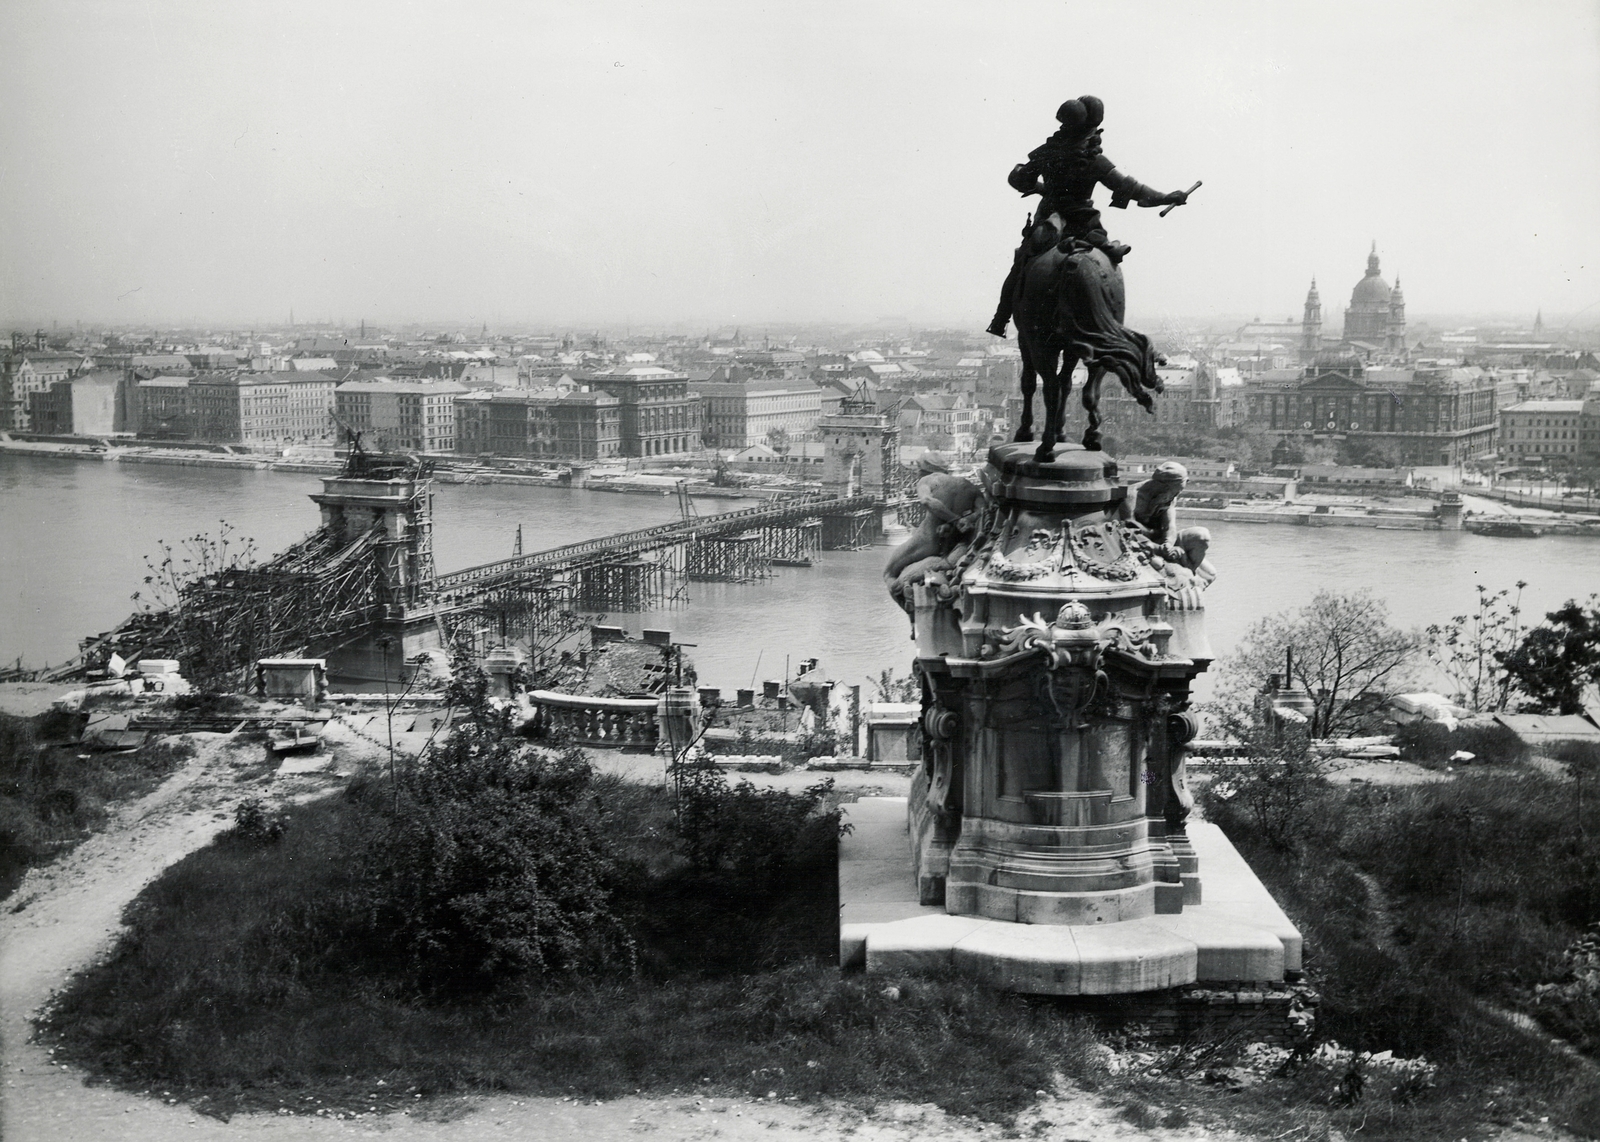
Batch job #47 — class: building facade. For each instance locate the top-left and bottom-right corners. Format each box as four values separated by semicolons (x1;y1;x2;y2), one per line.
26;371;124;436
189;373;339;447
697;368;822;449
590;367;701;457
334;379;463;453
1238;355;1497;465
136;377;195;437
1092;361;1222;435
1500;400;1593;464
2;346;93;430
897;392;979;455
454;388;621;461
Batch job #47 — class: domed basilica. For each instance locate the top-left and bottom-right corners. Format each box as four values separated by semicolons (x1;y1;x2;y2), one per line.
1299;243;1407;361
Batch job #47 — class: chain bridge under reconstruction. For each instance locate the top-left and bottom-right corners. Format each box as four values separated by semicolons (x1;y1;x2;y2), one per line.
48;401;909;685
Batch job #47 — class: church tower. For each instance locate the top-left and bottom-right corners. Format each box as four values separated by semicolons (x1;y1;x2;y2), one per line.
1300;278;1322;361
1386;277;1406;356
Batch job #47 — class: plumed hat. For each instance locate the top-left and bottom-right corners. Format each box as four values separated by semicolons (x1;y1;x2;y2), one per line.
1151;461;1188;483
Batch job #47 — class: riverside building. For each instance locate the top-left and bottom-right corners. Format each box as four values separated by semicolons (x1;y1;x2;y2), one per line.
697;368;822;449
588;366;701;457
193;372;339;447
334;378;464;453
2;342;94;430
1499;400;1595;464
1238;354;1498;466
454;387;622;461
133;371;338;447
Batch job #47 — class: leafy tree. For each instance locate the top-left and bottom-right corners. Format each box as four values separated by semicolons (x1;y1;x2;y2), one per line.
1499;595;1600;715
1215;589;1420;738
1425;582;1526;712
765;426;791;456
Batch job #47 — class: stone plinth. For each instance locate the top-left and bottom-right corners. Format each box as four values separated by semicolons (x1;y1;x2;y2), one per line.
841;798;1301;996
255;657;327;702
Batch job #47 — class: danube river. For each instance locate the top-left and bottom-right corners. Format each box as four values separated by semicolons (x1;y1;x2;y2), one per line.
2;452;1595;704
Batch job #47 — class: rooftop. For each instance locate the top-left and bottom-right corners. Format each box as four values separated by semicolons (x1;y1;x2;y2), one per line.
335;380;468;396
1504;400;1586;413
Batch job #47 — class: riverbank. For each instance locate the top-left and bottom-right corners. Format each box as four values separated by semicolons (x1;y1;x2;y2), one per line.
0;436;798;498
1184;502;1600;535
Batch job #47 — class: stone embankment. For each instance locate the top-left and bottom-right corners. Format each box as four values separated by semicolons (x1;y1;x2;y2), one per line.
0;436;804;498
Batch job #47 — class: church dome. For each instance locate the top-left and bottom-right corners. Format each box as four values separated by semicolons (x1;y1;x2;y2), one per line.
1349;246;1391;309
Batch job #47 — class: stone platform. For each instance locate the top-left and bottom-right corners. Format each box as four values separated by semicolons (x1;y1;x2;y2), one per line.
840;797;1301;995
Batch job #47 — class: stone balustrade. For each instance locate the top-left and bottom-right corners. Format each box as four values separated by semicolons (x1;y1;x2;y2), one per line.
528;690;659;750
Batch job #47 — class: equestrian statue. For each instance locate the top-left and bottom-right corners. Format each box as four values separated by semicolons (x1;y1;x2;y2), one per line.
988;95;1198;459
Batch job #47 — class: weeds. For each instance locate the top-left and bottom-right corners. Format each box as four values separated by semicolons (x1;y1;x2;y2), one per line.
1;713;192;898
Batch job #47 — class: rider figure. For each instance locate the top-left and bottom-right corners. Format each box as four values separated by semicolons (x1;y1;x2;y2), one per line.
987;96;1189;338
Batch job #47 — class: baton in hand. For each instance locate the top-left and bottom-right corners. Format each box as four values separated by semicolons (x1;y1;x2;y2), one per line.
1159;181;1203;218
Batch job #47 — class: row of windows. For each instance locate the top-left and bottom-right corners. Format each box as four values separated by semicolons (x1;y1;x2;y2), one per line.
1506;442;1584;454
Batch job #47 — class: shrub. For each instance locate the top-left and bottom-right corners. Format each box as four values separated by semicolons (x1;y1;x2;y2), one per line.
672;763;834;892
229;798;286;842
363;731;633;989
1392;720;1528;767
629;762;843;974
1;714;192;898
1197;728;1330;854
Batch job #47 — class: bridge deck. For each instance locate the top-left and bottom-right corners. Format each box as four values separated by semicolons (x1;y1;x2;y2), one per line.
432;493;881;592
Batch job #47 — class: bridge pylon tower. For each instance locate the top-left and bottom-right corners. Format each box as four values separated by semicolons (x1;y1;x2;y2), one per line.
820;387;898;503
309;468;445;683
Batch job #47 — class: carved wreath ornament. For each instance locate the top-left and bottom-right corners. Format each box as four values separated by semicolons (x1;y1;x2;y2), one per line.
1068;521;1141;581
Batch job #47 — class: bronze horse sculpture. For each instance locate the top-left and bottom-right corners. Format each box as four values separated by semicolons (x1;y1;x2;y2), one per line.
1010;233;1165;460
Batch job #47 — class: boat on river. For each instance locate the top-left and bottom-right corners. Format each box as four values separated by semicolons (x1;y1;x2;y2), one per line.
1466;519;1544;538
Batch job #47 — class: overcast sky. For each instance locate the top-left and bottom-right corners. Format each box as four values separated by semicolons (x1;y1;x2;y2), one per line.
2;0;1596;330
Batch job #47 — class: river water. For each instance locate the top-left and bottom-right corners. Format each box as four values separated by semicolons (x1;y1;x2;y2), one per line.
2;452;1595;704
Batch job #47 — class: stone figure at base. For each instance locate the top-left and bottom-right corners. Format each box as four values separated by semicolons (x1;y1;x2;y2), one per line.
1119;461;1216;585
883;456;984;618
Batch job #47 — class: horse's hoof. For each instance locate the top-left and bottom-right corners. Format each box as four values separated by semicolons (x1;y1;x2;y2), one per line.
1013;429;1033;443
1034;444;1056;464
1082;433;1102;452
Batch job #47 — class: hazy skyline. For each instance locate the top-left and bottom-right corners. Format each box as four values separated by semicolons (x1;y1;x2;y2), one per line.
3;1;1597;331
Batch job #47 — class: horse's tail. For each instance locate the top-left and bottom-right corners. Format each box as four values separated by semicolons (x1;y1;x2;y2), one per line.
1059;253;1163;410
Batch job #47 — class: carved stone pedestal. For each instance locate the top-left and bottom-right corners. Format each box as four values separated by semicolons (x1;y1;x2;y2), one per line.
851;443;1298;995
